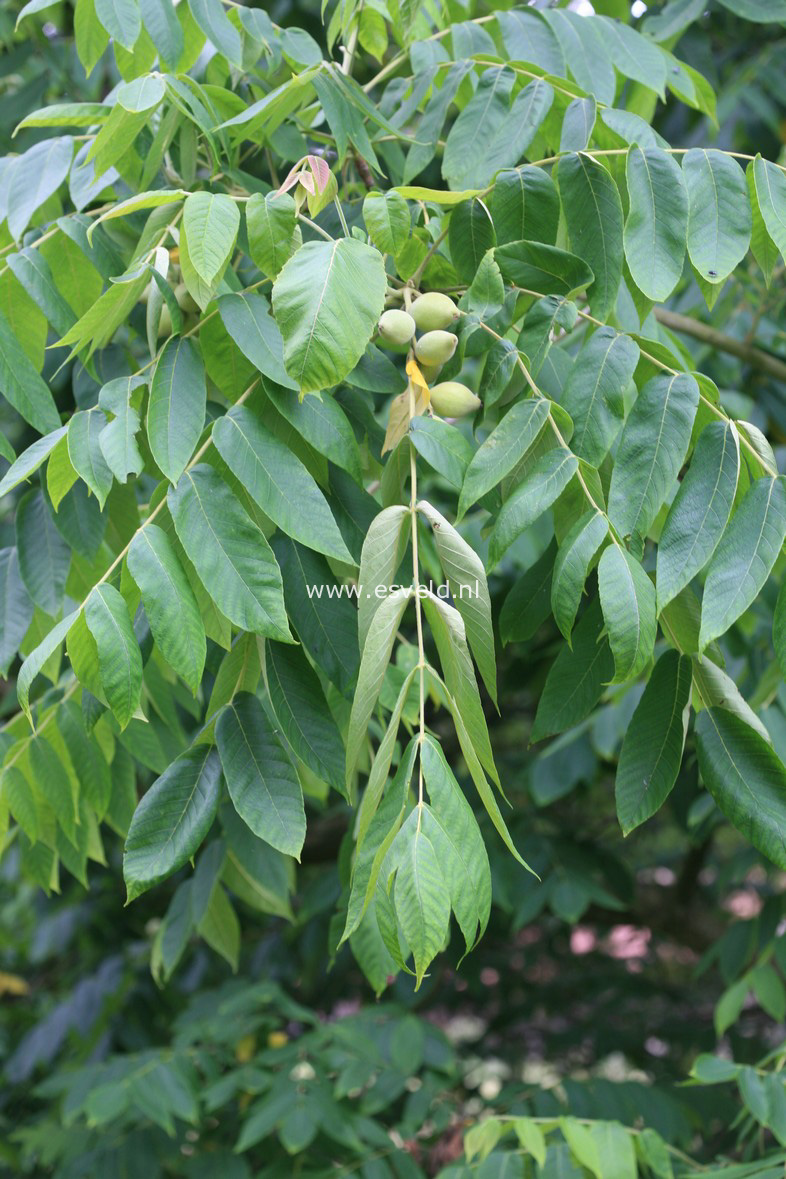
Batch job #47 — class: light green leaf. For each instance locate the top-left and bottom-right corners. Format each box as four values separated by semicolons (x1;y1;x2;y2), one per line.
392;812;450;987
95;0;140;49
0;309;61;434
168;464;292;642
216;692;305;858
147;337;206;484
409;417;474;490
609;373;699;542
488;448;578;569
7;136;73;240
139;0;183;66
700;475;786;649
246;191;299;279
557;152;624;322
656;420;740;612
752;155;786;264
357;504;409;652
0;427;66;499
417;500;497;707
213;404;352;563
598;545;657;684
615;650;691;834
98;375;146;483
552;511;608;642
748;160;779;285
684;149;751;283
467;250;505;320
85;584;143;729
272;238;387;394
458;398;550;520
16;611;77;724
182;191;239;290
696;708;786;869
217;291;297;390
624;145;688;301
346;587;411;792
561;328;639;467
363;190;410;256
127;524;206;694
124;745;222;901
67;409;113;508
265;641;346;796
187;0;242;64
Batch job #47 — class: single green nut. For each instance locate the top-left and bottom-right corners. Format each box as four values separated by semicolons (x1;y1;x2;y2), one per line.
377;308;416;348
410;291;460;332
429;381;481;418
414;330;457;366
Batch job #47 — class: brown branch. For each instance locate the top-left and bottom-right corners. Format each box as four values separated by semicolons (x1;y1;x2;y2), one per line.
654;307;786;384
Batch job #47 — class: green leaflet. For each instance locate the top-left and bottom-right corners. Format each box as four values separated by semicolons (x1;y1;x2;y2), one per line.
345;586;411;793
656;420;740;613
557;152;624;322
0;427;66;499
265;640;346;797
357;504;409;652
417;500;497;708
16;611;78;724
560;97;596;153
615;650;691;835
467;251;506;320
84;584;143;729
362;190;410;256
695;708;786;870
124;745;223;901
139;0;183;67
262;379;364;483
127;524;206;695
271;238;387;394
748;161;779;285
442;69;553;191
488;448;578;569
500;541;556;645
16;489;70;616
560;328;640;467
421;735;491;954
168;464;292;642
683;149;751;283
98;375;146;483
343;735;417;943
699;475;786;649
216;692;305;858
0;548;33;677
608;373;699;543
246;191;299;279
458;397;551;520
217;292;297;391
531;596;613;741
409;417;474;490
551;511;608;642
188;0;243;65
624;145;688;301
390;810;450;987
95;0;140;48
495;240;594;301
213;404;352;564
67;408;113;508
488;165;560;247
147;337;207;485
448;198;496;284
354;668;417;850
598;545;657;684
0;308;61;434
29;735;77;844
753;155;786;263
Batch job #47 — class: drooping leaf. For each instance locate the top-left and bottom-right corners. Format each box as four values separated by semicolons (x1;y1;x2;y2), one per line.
67;408;113;508
362;190;410;256
357;504;409;652
598;545;657;684
616;651;692;834
84;584;143;729
531;596;613;742
265;641;346;796
0;427;67;499
217;291;297;391
147;337;207;484
391;812;450;987
488;165;560;247
124;745;222;901
216;692;305;858
551;511;608;642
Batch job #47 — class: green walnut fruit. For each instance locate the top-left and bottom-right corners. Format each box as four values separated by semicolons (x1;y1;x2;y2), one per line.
430;381;481;418
157;304;173;338
377;308;417;349
410;292;460;332
174;282;199;315
414;330;457;366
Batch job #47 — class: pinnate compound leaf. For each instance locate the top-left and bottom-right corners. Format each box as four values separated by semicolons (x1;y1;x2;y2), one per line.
124;746;222;901
609;373;699;543
699;475;786;649
213;405;352;563
598;545;656;685
615;651;691;834
216;692;305;858
265;641;346;796
147;337;207;485
127;525;206;695
168;465;292;642
272;238;387;394
656;420;740;612
695;708;786;869
684;149;751;283
84;584;143;729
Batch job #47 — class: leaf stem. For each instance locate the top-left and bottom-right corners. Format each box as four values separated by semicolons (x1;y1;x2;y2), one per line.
404;290;426;816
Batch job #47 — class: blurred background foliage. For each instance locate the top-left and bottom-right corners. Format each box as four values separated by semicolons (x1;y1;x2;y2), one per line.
3;0;786;1176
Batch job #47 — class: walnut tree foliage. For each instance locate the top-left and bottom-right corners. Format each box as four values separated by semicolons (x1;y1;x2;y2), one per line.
4;0;786;1171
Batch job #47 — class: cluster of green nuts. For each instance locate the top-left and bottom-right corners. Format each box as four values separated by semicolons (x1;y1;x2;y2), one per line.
377;292;481;418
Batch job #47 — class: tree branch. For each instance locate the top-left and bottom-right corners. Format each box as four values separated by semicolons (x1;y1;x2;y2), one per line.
654;307;786;384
